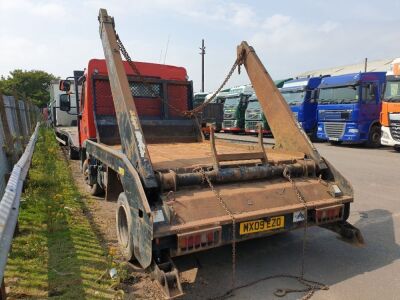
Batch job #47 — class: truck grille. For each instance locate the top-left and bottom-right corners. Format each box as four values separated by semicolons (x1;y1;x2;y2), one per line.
324;122;345;139
246;112;261;120
245;121;259;130
223;120;235;128
390;126;400;142
224;113;234;119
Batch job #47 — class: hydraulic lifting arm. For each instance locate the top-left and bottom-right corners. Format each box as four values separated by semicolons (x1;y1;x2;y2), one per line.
237;42;327;170
98;8;158;188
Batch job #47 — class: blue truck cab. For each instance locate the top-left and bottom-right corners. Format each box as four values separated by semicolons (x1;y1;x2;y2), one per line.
316;72;386;147
280;77;324;139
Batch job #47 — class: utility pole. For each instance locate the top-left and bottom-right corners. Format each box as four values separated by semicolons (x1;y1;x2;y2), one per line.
364;57;368;72
199;39;206;92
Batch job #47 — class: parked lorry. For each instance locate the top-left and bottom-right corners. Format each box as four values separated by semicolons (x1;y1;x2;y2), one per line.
222;85;253;133
280;77;324;140
380;58;400;151
193;92;224;134
245;79;291;134
49;75;83;159
49;80;78;126
60;9;363;298
317;72;386;147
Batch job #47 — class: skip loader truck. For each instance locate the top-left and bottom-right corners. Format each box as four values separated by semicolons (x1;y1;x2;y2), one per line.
59;9;363;299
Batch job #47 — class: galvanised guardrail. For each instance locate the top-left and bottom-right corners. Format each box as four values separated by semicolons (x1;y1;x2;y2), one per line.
0;93;41;299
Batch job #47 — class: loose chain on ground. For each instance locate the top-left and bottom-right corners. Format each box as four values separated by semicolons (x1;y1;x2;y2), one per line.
206;167;328;300
115;28;328;300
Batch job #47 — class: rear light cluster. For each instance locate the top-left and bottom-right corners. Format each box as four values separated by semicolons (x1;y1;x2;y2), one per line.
177;226;221;254
315;204;344;224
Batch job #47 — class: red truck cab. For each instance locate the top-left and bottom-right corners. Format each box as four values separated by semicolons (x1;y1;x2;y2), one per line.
78;59;192;147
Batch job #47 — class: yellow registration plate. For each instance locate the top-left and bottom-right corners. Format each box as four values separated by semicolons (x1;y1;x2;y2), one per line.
239;216;285;235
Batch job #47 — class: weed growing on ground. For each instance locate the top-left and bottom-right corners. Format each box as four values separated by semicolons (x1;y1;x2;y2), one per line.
5;127;117;299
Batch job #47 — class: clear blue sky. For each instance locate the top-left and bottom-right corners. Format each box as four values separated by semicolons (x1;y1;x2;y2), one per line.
1;0;400;92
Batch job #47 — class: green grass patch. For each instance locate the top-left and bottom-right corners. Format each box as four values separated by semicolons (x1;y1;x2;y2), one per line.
4;127;117;299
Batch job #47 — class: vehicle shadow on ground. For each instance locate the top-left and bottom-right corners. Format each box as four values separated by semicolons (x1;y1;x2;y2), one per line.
325;143;396;152
175;209;399;300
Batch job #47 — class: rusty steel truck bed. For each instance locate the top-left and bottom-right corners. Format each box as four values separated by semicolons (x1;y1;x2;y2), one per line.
66;9;364;298
110;138;352;236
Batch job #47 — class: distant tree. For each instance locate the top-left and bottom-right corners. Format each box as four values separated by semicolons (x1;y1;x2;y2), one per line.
0;70;58;107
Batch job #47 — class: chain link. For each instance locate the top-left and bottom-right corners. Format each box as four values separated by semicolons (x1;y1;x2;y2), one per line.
116;34;238;118
204;166;328;300
283;167;308;277
196;168;237;289
115;28;328;300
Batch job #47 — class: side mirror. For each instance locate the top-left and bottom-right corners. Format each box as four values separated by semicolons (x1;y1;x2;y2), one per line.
59;80;71;92
59;94;71;111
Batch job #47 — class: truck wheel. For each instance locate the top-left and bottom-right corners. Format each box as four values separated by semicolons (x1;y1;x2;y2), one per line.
309;126;321;142
83;160;104;196
68;146;79;160
116;192;135;261
1;278;6;300
395;145;400;152
366;125;381;148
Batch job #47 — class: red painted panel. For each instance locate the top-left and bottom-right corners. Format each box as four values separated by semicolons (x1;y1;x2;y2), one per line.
168;85;188;118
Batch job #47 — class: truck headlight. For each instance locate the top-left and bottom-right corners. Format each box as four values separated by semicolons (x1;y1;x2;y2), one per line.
348;128;359;133
389;113;400;121
382;132;389;139
317;126;323;132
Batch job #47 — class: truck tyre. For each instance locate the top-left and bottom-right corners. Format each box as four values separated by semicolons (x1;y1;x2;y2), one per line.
83;160;104;196
395;145;400;152
68;146;79;160
309;126;321;142
1;278;6;300
116;192;135;262
366;125;381;148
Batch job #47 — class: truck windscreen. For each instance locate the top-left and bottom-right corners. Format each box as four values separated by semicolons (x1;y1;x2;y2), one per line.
247;100;260;109
318;86;358;104
224;97;241;108
281;90;305;106
384;81;400;102
193;95;206;107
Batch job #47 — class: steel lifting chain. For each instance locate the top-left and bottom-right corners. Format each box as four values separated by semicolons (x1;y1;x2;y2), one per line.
115;28;328;300
196;168;237;289
116;35;187;117
115;33;238;118
208;167;328;300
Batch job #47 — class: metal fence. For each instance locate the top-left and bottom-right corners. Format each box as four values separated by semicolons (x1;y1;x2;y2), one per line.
0;94;41;298
0;95;40;198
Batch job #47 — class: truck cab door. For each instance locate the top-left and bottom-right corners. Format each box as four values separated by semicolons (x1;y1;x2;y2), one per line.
79;80;89;146
359;83;379;133
303;90;317;131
